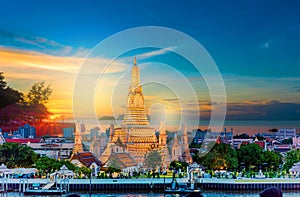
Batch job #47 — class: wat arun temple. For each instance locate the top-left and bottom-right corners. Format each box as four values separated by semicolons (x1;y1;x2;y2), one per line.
99;58;192;169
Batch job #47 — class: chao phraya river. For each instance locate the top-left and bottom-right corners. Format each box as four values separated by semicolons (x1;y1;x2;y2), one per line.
2;178;300;196
4;190;299;196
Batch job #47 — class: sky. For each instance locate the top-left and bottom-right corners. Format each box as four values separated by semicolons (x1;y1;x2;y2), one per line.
0;0;300;125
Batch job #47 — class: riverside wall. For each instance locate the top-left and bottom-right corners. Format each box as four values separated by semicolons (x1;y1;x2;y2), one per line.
1;178;300;192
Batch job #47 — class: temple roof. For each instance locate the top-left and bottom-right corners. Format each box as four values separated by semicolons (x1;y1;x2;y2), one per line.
115;136;126;147
70;151;102;167
108;152;137;169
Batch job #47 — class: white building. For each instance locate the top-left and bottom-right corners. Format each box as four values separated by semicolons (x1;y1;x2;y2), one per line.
27;142;74;159
293;136;300;148
276;128;296;139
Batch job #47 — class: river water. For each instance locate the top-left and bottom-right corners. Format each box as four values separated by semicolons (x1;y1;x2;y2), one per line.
7;190;298;197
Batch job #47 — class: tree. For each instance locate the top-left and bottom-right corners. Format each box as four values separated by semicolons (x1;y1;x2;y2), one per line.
169;160;189;172
0;142;38;168
24;81;53;122
79;166;92;178
26;103;51;122
144;150;162;170
0;79;53;123
262;150;282;170
36;156;61;175
36;157;77;176
0;72;23;108
283;149;300;171
199;143;238;170
60;159;76;171
0;72;5;89
27;81;52;105
237;143;264;170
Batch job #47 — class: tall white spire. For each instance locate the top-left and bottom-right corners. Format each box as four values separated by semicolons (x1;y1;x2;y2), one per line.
131;57;140;86
123;57;149;126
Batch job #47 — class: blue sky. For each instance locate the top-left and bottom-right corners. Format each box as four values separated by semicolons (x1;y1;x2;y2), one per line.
0;0;300;121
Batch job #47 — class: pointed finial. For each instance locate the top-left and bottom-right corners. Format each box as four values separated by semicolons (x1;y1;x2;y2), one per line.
134;57;137;65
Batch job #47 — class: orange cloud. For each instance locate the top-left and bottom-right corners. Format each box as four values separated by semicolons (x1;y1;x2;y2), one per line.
0;47;129;120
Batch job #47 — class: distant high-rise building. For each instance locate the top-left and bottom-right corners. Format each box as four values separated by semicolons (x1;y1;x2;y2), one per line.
276;128;296;139
90;127;100;138
18;124;36;138
81;123;85;133
63;127;74;138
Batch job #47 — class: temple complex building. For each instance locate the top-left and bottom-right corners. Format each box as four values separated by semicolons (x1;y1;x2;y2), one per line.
100;58;171;167
70;123;102;176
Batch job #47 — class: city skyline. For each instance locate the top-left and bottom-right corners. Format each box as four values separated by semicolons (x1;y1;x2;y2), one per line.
0;1;300;121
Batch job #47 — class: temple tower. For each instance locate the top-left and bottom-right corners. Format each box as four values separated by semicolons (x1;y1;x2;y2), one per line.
101;58;171;166
122;57;149;126
159;121;167;145
90;135;101;158
73;122;83;154
182;123;192;163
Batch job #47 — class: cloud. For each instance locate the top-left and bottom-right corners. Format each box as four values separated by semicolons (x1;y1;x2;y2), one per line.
197;100;300;120
137;46;176;59
0;47;80;74
0;46;130;119
260;42;269;49
14;37;44;47
0;28;89;57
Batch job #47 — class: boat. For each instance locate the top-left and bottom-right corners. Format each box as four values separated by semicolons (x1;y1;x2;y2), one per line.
164;182;203;197
24;182;66;196
164;163;203;197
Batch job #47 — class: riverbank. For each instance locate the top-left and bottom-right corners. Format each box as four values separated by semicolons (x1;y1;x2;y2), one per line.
2;177;300;192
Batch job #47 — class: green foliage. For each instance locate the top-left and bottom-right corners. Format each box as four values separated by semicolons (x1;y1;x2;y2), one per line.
0;72;23;109
98;172;108;179
198;143;238;170
105;166;121;175
0;78;52;123
169;160;189;172
36;156;61;174
0;142;37;168
143;150;162;170
262;150;282;170
27;81;52;105
237;143;263;170
79;165;92;178
132;171;140;178
283;149;300;171
60;159;76;171
36;157;77;176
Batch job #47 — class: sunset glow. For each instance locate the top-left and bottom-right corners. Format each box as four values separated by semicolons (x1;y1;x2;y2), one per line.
0;1;299;123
